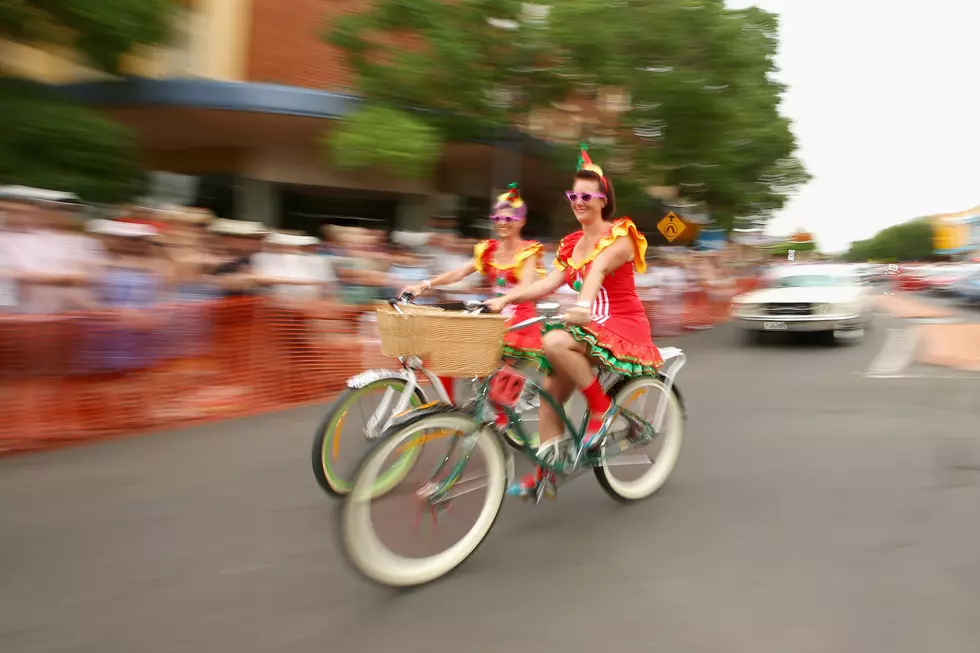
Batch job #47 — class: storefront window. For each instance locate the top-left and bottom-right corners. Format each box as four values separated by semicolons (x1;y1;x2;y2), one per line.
279;184;398;235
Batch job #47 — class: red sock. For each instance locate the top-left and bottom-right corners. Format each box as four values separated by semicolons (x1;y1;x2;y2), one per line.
581;378;611;416
437;376;455;404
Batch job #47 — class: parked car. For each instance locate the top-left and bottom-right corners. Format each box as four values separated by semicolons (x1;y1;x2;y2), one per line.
896;265;930;291
852;263;887;284
924;265;976;295
731;264;874;344
950;270;980;306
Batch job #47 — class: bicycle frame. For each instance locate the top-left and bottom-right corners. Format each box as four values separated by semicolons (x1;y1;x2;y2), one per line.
345;357;455;440
420;326;687;504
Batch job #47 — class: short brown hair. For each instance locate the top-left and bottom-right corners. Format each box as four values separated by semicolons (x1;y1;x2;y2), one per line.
573;170;615;220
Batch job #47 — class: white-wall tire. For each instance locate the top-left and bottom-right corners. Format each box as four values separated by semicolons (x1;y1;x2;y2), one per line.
340;413;506;588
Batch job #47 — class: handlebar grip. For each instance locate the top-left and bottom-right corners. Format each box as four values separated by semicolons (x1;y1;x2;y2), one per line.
463;299;488;314
393;291;416;304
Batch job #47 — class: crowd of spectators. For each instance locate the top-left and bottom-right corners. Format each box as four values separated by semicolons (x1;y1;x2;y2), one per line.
1;196;765;375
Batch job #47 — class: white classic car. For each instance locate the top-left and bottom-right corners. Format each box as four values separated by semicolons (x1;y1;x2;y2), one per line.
731;264;874;344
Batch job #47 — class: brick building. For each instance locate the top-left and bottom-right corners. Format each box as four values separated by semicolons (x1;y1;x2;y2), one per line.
3;0;580;238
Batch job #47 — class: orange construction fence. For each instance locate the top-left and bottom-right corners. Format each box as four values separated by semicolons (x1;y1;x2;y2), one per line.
0;297;366;455
0;277;760;456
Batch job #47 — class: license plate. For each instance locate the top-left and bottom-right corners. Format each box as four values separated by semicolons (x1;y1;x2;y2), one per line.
763;321;787;330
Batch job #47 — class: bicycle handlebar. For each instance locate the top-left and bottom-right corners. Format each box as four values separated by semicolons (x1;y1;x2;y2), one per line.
389;294;487;315
390;294;564;334
506;312;565;333
463;300;489;314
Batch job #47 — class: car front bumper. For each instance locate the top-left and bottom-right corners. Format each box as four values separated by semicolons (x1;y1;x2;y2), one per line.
734;314;867;332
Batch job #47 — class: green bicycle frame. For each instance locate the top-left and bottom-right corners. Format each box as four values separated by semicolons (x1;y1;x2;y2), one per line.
421;367;660;503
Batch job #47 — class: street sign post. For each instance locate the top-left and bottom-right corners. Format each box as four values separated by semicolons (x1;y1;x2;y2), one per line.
657;212;686;243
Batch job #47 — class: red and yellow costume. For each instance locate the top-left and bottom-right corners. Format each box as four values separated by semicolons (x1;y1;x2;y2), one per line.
473;239;549;371
547;218;663;375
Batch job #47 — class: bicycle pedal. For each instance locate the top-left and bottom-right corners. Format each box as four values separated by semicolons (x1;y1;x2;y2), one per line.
534;485;557;503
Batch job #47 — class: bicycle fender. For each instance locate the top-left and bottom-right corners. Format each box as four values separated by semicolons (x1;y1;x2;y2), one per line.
346;368;413;390
671;382;688;419
378;401;459;439
608;375;688;420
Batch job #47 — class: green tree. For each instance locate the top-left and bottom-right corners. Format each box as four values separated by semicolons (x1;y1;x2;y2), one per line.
0;0;174;202
323;104;442;179
326;0;808;224
844;219;934;262
547;1;809;230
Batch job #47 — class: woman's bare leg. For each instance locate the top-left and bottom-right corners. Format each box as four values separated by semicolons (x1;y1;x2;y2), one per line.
537;373;575;446
542;329;613;447
509;330;604;496
541;330;593;387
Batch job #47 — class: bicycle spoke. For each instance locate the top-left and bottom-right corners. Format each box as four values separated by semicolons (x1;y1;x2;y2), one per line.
430;474;490;503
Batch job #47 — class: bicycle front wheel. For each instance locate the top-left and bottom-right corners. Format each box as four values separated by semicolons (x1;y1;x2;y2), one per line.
312;378;426;497
340;412;507;588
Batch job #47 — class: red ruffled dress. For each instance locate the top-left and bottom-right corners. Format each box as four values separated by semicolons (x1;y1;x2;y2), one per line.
547;218;663;375
473;239;549;371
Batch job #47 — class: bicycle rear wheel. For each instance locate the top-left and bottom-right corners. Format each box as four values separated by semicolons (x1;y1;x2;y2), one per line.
339;412;506;588
312;379;426;497
594;376;684;502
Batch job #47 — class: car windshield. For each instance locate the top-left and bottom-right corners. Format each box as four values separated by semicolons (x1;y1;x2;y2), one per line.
771;274;852;288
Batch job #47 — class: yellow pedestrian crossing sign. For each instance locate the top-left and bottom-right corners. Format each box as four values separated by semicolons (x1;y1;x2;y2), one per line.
657;212;686;242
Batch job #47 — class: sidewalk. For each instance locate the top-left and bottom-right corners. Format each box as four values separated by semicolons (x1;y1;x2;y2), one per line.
875;293;956;319
915;323;980;371
874;292;980;372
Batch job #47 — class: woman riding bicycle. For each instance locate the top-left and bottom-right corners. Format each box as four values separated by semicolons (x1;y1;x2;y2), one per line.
485;145;664;497
402;183;548;405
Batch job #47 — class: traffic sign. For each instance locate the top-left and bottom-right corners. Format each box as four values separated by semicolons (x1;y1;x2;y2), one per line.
657;212;686;242
788;249;795;261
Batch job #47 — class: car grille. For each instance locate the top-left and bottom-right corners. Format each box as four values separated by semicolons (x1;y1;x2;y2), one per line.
764;303;812;316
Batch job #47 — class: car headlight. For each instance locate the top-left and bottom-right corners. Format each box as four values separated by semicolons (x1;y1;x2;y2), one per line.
733;303;758;315
816;302;860;316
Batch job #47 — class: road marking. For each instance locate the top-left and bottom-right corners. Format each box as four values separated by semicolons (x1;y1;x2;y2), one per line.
854;372;980;380
865;327;919;378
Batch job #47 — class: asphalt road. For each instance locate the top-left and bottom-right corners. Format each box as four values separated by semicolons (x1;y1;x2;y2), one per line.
3;306;980;653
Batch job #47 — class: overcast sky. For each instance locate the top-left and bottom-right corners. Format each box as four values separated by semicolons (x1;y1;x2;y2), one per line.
726;0;980;252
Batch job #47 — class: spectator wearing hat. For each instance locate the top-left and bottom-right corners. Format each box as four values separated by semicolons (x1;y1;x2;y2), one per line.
207;218;267;297
76;219;173;375
253;232;336;300
0;196;104;314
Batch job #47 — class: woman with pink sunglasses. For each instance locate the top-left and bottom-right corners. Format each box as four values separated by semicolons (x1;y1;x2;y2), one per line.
486;146;663;498
401;184;548;403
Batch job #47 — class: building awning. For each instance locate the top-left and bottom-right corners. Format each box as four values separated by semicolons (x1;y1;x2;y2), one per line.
52;79;554;155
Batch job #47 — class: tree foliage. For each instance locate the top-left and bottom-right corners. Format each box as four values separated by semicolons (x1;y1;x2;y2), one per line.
844;219;935;262
0;78;147;203
1;0;173;74
0;0;175;202
326;0;808;226
323;105;442;180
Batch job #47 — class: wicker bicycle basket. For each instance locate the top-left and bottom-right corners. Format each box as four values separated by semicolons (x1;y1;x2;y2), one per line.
376;304;509;377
